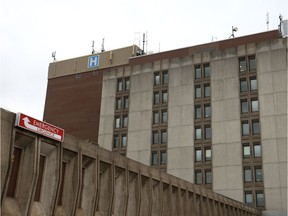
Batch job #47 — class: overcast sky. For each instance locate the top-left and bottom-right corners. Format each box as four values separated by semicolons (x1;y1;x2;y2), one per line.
1;0;287;120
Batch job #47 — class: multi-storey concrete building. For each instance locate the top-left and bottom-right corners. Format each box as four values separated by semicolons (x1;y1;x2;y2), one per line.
44;27;287;215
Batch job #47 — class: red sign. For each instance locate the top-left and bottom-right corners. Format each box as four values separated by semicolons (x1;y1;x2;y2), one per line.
15;113;65;142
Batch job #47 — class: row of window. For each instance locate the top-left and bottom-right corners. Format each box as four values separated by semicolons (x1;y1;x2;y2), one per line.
240;77;257;92
244;166;263;183
195;125;211;140
117;78;130;92
153;90;168;105
239;56;256;72
113;134;127;148
241;120;260;136
195;169;212;185
115;96;129;110
151;151;167;165
115;115;128;129
241;98;258;114
195;84;211;99
243;143;261;159
154;71;168;86
195;148;212;162
152;130;167;144
245;191;265;208
195;64;210;79
153;110;167;124
195;104;211;119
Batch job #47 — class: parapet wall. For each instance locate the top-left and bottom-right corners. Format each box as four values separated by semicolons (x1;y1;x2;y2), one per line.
1;108;260;216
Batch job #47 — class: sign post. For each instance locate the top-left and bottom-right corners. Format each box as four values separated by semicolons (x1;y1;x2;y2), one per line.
15;113;65;142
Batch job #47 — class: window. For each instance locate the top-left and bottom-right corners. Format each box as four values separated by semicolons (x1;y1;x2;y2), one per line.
204;104;211;118
256;192;265;207
123;97;129;109
163;71;168;84
251;98;258;112
151;152;158;165
243;144;250;158
154;92;160;104
153;112;159;124
244;167;252;182
195;149;202;162
195;105;201;119
195;65;201;79
195;128;202;140
252;120;260;134
195;86;201;98
123;115;128;128
117;79;123;92
116;98;121;110
162;110;168;123
204;64;210;78
239;58;247;72
195;170;202;184
242;122;249;136
205;170;212;184
205;148;211;161
154;73;160;85
115;117;121;128
162;91;168;103
152;131;159;144
253;144;261;157
125;78;130;90
241;100;248;114
255;167;263;182
245;191;253;206
121;134;127;147
205;126;211;139
249;56;256;71
160;151;167;164
240;79;248;92
113;135;119;148
204;84;211;97
250;77;257;91
161;130;167;143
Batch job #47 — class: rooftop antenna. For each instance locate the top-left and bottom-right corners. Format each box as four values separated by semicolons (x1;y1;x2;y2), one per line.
229;26;238;38
145;31;148;53
52;51;56;62
212;35;218;42
266;12;270;31
101;38;105;52
142;33;145;54
278;14;284;36
92;40;95;54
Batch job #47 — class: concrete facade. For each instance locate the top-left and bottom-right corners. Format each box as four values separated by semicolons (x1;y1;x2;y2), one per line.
43;30;287;215
1;108;261;216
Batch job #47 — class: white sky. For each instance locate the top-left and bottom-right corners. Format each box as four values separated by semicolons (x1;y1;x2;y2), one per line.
1;0;287;120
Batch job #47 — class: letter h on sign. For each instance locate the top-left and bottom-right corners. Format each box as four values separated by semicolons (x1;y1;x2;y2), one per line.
88;55;99;68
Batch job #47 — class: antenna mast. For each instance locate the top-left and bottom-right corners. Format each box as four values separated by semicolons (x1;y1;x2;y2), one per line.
92;40;95;54
101;38;105;52
266;12;270;31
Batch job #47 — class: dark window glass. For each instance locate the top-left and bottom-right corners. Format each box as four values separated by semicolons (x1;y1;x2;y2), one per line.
121;134;127;147
243;144;250;158
205;170;212;184
117;79;123;92
204;104;211;118
250;77;257;91
195;128;202;140
160;151;167;164
115;117;120;128
161;130;167;143
252;121;260;134
195;105;201;119
255;167;263;182
205;126;211;139
204;64;210;78
253;144;261;157
244;167;252;182
205;148;211;161
123;97;129;109
240;79;248;92
242;122;249;135
195;170;202;184
152;131;158;144
241;100;248;113
162;110;168;123
125;78;130;90
113;135;119;148
195;86;201;98
162;91;168;103
154;73;160;85
116;98;121;110
195;149;202;162
249;56;256;71
245;192;253;206
239;58;247;72
123;115;128;128
153;112;159;124
204;85;211;97
195;66;201;79
251;99;258;112
256;192;265;207
163;72;168;84
154;92;160;104
151;152;158;165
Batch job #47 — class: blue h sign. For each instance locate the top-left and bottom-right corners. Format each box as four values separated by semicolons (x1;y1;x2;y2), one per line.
88;55;99;68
